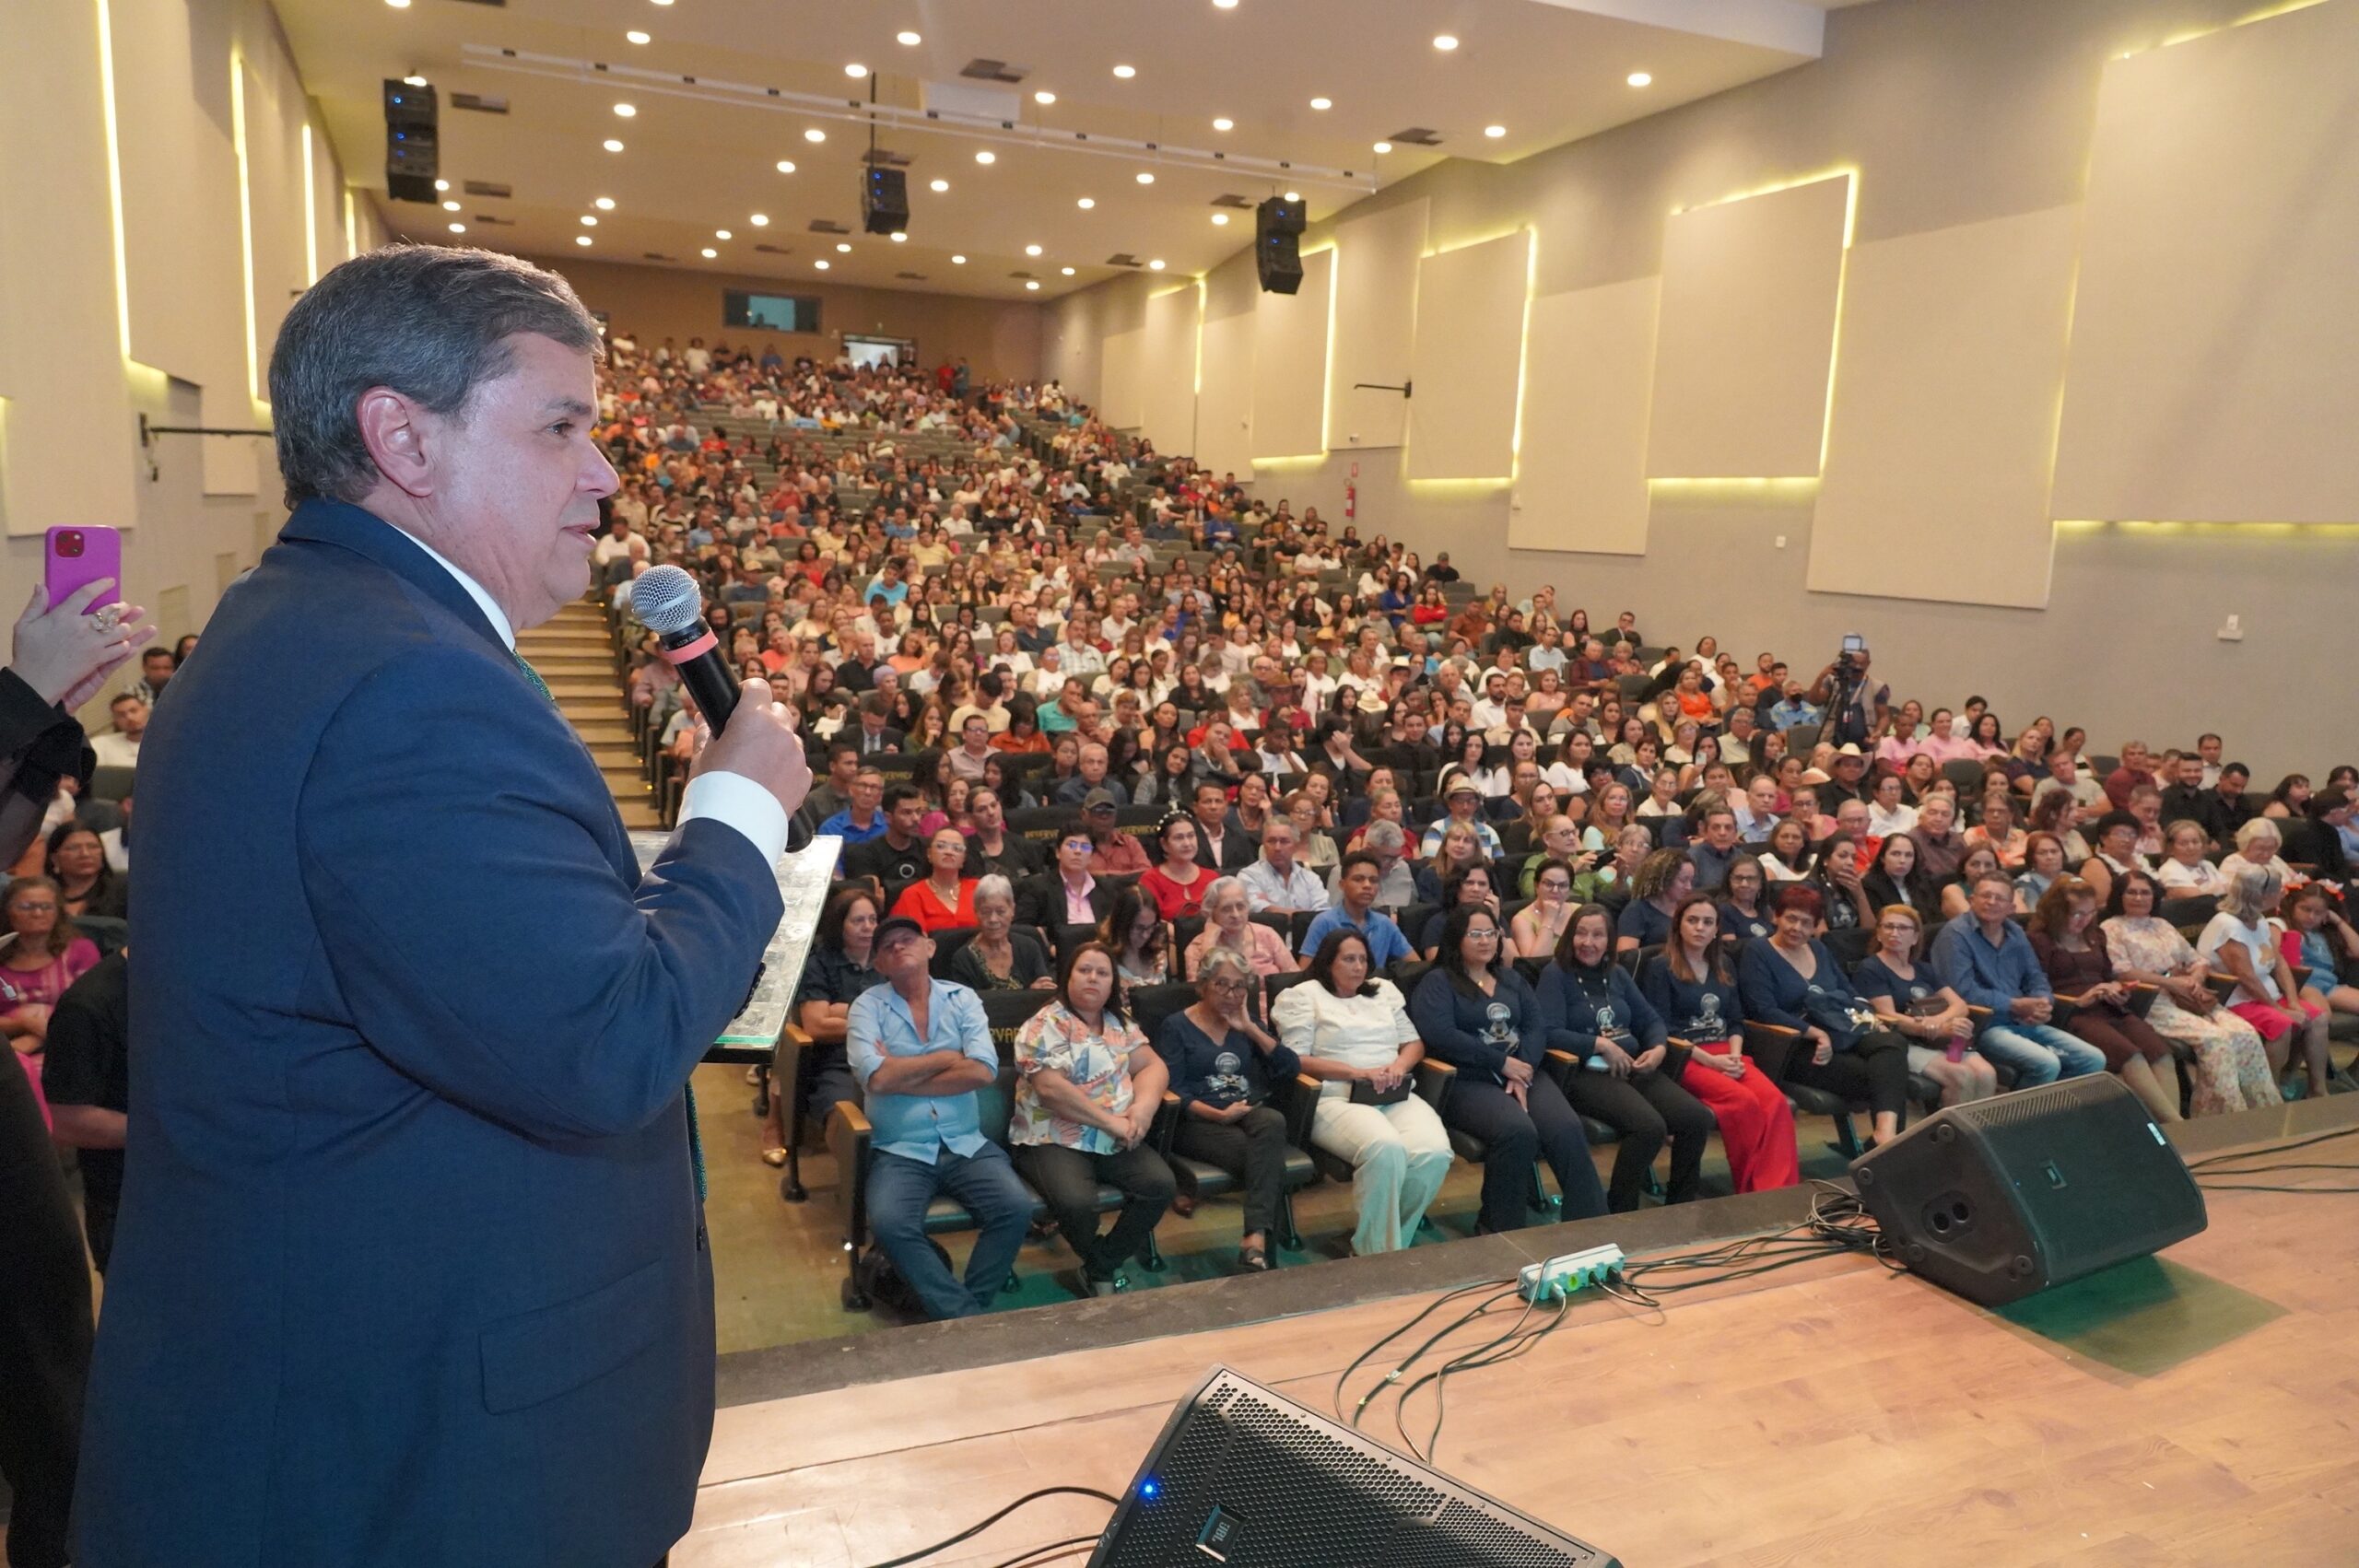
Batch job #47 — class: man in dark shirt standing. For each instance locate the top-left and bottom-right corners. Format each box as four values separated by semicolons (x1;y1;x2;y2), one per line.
42;950;130;1273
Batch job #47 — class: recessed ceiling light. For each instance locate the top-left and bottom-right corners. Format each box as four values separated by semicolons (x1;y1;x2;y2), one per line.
385;0;409;8
580;215;597;227
1147;258;1166;271
890;231;907;242
447;221;464;232
626;30;650;45
1112;64;1136;78
1285;190;1300;202
836;241;851;252
404;75;428;88
1034;90;1056;105
714;228;731;240
815;259;829;269
604;139;626;152
651;0;674;6
1212;117;1234;132
929;178;949;193
1215;0;1238;8
1062;265;1075;275
1626;70;1652;88
775;159;796;174
700;247;717;258
1373;140;1392;154
594;196;616;210
975;149;995;164
804;127;826;143
1026;280;1040;290
897;29;921;45
749;213;769;226
1211;213;1228;226
575;235;593;246
951;253;967;263
613;102;636;117
1077;196;1096;209
434;179;449;191
845;64;868;78
1484;123;1506;138
1309;96;1332;111
1433;34;1459;51
1135;171;1155;184
441;199;460;211
1025;243;1042;256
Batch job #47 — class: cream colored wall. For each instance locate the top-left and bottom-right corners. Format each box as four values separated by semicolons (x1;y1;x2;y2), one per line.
0;0;383;730
1041;0;2359;780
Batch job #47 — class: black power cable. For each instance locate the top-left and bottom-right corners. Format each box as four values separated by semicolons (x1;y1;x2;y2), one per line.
860;1486;1121;1568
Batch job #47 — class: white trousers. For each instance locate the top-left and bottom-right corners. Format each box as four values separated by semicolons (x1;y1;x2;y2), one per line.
1310;1094;1455;1257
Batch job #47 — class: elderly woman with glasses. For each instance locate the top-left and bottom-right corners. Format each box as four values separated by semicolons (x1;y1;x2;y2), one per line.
1;875;102;1090
1155;946;1300;1271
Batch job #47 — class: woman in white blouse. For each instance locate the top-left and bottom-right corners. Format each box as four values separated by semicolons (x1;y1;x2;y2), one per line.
1272;929;1454;1257
2155;820;2231;900
2218;818;2295;887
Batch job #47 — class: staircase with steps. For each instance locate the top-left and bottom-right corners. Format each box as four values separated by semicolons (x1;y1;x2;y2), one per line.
518;599;663;829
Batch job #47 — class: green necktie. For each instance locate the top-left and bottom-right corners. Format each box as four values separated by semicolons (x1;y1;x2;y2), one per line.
512;646;707;1203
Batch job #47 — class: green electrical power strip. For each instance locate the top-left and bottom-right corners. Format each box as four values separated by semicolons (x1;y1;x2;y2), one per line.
1517;1244;1627;1302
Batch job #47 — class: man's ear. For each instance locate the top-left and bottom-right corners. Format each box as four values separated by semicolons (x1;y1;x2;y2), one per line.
355;386;436;498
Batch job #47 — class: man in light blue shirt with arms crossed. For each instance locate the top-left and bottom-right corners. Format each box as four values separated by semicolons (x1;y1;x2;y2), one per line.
847;916;1034;1319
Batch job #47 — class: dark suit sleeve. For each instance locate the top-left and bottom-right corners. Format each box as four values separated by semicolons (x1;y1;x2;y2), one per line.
297;645;783;1141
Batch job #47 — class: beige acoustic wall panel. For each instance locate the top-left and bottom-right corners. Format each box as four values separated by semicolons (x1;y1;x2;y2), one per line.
1327;198;1428;452
1250;246;1332;462
2051;0;2359;523
1196;310;1255;481
1139;287;1200;459
1510;277;1659;555
1645;174;1849;479
1812;205;2081;608
1099;328;1144;430
1405;231;1531;481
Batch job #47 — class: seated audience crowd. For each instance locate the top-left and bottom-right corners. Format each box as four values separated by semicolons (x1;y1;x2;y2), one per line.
577;331;2356;1319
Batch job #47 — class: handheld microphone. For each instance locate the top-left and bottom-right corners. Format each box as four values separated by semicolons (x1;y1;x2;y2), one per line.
630;566;742;734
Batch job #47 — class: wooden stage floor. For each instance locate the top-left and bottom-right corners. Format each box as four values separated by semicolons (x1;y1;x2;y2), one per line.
681;1099;2359;1567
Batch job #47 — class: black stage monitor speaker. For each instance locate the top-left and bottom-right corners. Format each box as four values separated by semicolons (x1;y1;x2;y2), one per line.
1852;1074;2206;1308
1256;197;1306;295
863;166;910;235
1090;1366;1618;1566
382;79;439;205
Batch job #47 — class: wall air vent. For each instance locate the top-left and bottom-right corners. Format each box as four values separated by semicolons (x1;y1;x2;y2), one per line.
959;59;1028;84
863;147;913;168
467;213;513;225
754;242;792;255
895;271;927;280
808;218;851;234
461;180;511;199
451;93;509;114
1211;193;1253;208
642;252;676;261
1105;253;1143;268
1388;127;1444;146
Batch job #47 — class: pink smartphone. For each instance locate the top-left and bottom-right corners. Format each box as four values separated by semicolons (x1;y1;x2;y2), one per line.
44;526;123;612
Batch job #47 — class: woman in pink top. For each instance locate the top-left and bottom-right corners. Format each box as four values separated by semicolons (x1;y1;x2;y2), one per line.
2;875;102;1128
1184;876;1299;979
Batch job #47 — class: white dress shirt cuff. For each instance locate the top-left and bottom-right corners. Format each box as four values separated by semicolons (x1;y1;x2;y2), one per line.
680;771;792;867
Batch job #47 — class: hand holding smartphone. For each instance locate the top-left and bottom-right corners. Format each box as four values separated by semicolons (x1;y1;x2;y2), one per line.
14;526;152;708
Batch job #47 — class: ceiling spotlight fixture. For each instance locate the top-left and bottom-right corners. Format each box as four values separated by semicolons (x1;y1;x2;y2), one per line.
1484;123;1507;138
594;196;616;210
951;253;967;263
896;29;921;45
815;258;829;269
441;199;460;212
404;75;428;87
845;63;868;78
613;102;637;117
1309;96;1332;110
1062;265;1075;275
651;0;674;6
714;228;732;240
434;179;449;191
929;178;949;193
1284;190;1300;201
1034;90;1056;105
604;138;626;152
580;215;598;227
626;29;650;44
836;241;851;252
1372;140;1392;154
890;231;907;242
1112;64;1136;78
1025;280;1040;290
975;149;996;164
447;221;464;232
1626;70;1652;88
575;235;593;246
385;0;410;8
1147;258;1166;271
700;247;717;258
804;127;826;142
749;213;769;226
1077;196;1096;209
775;159;796;173
1215;0;1238;8
1211;213;1228;226
1135;171;1155;184
1433;34;1459;51
1212;116;1234;132
1025;243;1042;256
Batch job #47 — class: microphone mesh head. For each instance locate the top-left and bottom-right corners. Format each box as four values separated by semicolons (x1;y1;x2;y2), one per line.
630;565;705;636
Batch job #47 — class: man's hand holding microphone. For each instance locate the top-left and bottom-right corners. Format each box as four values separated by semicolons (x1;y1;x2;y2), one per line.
631;566;813;833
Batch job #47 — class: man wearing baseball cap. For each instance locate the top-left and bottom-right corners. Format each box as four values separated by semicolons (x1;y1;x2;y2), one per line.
845;917;1032;1320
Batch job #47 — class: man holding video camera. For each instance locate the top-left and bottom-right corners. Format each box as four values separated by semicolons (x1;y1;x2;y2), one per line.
1809;638;1890;749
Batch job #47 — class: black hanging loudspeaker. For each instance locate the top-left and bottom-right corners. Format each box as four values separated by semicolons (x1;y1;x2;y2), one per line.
863;166;910;236
1851;1074;2206;1307
1255;195;1306;295
382;79;440;205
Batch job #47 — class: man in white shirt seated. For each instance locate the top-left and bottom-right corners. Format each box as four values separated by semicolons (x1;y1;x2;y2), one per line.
1238;819;1329;918
90;694;147;769
1731;773;1781;844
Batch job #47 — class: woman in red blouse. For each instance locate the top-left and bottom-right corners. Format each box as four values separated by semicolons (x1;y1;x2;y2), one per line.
1139;813;1213;921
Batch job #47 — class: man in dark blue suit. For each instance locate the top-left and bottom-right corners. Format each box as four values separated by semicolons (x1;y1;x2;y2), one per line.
75;246;810;1567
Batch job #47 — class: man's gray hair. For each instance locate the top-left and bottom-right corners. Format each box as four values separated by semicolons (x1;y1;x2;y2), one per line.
268;243;603;509
973;874;1015;909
